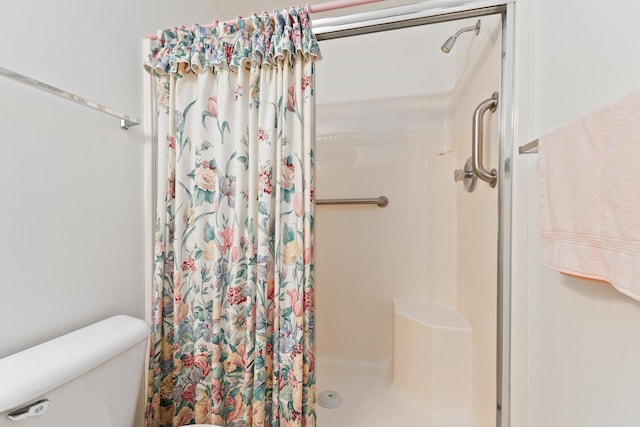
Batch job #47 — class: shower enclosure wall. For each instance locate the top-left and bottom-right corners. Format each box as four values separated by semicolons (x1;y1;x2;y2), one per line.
314;13;502;427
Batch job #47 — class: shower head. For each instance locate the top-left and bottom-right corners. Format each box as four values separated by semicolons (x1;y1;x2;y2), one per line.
441;20;481;53
440;36;457;54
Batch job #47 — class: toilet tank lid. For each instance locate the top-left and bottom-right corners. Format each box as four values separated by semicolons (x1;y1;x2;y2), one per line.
0;315;150;413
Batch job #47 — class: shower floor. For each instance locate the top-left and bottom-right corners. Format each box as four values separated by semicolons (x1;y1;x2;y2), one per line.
316;358;473;427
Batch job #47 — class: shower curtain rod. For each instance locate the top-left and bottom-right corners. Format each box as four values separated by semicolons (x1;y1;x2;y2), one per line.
145;1;508;42
0;66;140;130
144;0;385;40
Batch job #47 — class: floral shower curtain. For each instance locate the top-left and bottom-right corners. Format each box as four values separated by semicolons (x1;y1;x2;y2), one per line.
144;7;320;427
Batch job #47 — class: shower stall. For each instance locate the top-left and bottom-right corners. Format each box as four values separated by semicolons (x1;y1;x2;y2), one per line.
138;2;515;426
311;4;512;426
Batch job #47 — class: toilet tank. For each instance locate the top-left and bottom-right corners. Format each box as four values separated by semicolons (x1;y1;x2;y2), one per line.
0;315;150;427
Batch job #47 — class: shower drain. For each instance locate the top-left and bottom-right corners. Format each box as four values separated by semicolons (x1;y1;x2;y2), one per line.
317;390;343;409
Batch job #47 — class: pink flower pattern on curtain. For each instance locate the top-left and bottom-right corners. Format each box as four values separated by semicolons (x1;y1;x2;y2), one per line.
144;7;321;427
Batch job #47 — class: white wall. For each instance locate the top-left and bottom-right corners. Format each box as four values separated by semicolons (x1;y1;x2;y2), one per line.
513;0;640;425
0;0;217;358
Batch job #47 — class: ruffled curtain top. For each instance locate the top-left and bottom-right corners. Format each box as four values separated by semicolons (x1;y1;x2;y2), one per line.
145;6;322;77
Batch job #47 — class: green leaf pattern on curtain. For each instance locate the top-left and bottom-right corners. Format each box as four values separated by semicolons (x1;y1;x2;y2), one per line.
144;6;319;427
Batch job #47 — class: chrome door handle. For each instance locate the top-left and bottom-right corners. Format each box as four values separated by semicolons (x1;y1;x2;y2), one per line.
472;92;498;188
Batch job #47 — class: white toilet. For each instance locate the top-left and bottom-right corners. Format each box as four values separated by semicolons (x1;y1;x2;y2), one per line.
0;315;149;427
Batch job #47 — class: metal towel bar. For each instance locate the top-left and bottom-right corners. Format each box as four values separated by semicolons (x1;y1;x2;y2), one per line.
316;196;389;207
0;65;140;130
518;139;539;154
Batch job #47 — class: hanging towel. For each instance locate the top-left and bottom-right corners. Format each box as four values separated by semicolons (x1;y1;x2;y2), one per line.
539;89;640;301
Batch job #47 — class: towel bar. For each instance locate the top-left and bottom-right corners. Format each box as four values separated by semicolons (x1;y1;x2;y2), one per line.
0;65;140;129
518;139;539;154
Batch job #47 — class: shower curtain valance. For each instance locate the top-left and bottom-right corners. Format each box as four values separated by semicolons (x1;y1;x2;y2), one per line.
144;6;321;77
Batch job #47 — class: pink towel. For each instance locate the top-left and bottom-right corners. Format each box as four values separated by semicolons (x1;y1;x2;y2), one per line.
539;89;640;301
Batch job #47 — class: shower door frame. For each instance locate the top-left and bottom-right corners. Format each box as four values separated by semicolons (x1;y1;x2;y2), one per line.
313;2;516;426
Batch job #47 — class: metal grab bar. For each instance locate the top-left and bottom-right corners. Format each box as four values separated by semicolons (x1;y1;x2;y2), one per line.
0;66;140;130
472;92;499;187
316;196;388;207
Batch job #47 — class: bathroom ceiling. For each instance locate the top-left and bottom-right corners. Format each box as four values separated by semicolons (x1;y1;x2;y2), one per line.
208;0;418;20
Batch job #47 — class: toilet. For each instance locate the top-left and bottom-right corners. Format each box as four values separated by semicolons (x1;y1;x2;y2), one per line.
0;315;149;427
